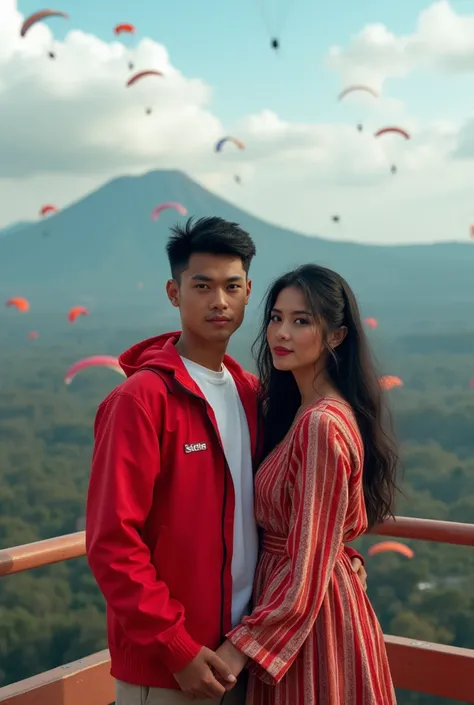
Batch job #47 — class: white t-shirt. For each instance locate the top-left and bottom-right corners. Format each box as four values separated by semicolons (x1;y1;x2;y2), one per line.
181;357;259;627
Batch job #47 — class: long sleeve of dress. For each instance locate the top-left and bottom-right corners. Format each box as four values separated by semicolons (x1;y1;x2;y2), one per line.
226;410;351;684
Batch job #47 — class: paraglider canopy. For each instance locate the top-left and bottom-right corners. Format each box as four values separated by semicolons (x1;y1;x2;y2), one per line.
126;69;164;87
68;305;88;323
337;84;378;101
40;204;58;217
379;375;403;391
215;136;245;152
331;215;340;223
368;541;414;560
64;355;125;385
20;9;69;37
151;202;187;220
114;22;135;35
374;126;410;140
5;297;30;312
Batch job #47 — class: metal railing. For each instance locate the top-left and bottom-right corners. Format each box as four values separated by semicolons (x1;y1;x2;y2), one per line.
1;516;474;703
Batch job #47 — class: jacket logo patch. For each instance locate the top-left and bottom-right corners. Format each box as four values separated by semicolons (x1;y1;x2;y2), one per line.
184;442;207;454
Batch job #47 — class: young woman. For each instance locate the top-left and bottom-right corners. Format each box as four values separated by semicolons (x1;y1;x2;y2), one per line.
217;264;399;704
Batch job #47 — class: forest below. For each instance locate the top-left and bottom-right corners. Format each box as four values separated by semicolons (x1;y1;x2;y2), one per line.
1;317;474;705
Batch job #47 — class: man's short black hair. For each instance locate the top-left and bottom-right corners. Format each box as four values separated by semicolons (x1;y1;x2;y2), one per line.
166;216;256;280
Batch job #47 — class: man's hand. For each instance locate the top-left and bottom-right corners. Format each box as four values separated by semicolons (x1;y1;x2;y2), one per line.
215;639;248;682
173;646;236;700
351;556;367;591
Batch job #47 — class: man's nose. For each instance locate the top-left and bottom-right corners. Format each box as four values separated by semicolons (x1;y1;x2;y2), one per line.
210;289;228;309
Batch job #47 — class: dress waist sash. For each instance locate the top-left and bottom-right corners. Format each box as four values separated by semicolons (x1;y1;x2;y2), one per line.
262;532;288;555
262;531;346;561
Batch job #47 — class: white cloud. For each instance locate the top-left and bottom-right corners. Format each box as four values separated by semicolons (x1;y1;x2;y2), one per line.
2;0;474;244
0;0;225;179
327;0;474;88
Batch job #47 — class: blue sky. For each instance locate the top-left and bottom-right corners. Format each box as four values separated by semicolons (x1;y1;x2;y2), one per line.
16;0;465;124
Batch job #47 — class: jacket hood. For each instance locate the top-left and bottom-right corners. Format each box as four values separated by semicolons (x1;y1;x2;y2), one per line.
119;330;258;394
119;331;183;378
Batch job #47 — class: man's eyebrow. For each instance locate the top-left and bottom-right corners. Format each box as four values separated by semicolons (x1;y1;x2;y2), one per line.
190;274;244;282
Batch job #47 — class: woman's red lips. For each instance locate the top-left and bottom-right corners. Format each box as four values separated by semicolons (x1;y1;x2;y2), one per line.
273;346;292;356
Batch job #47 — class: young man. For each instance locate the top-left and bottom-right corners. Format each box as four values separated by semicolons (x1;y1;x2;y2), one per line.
86;217;366;705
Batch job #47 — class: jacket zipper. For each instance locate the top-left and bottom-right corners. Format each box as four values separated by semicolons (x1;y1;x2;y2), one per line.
173;378;229;641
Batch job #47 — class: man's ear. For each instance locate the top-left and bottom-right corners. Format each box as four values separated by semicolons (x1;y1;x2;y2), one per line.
166;279;180;307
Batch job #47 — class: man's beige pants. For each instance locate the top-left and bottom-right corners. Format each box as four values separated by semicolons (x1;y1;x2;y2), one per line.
115;673;247;705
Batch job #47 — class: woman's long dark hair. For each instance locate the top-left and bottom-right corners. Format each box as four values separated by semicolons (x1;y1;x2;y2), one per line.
253;264;399;529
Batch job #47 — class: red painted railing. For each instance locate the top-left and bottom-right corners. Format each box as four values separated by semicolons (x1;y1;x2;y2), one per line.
1;516;474;704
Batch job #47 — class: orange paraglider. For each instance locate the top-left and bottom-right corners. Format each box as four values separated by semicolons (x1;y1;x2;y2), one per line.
114;24;137;70
364;317;378;329
68;305;88;323
114;22;135;35
5;297;30;312
368;541;414;559
379;375;403;391
28;331;39;340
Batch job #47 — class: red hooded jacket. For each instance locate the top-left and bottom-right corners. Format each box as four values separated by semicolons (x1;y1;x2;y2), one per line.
86;332;363;689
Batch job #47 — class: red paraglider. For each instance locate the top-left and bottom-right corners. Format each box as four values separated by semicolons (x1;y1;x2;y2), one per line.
40;204;58;217
20;9;69;37
126;70;163;87
374;126;411;140
126;70;164;113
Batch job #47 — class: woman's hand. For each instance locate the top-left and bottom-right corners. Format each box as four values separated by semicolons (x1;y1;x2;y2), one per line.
351;556;367;591
214;639;248;685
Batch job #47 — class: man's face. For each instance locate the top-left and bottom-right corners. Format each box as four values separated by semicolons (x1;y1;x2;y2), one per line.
166;253;251;344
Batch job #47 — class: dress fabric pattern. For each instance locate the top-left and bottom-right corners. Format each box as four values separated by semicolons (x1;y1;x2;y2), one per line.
227;399;396;704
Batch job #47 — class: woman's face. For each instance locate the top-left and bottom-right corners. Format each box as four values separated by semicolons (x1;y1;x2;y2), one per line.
266;286;324;373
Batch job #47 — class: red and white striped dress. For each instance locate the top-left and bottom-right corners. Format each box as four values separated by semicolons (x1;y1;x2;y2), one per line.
227;398;396;704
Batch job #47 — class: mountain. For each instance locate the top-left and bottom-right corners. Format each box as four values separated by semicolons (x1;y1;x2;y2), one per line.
1;169;474;330
0;221;32;239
